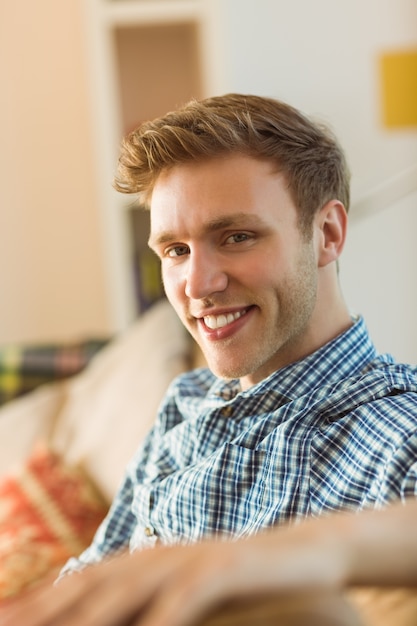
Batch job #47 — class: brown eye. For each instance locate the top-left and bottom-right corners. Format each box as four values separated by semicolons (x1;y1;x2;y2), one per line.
167;245;189;258
226;233;251;244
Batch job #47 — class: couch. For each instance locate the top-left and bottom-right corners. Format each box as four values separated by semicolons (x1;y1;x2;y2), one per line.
0;300;192;601
0;300;415;625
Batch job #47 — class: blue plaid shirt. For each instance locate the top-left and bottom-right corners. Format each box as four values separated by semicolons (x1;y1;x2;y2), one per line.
64;316;417;573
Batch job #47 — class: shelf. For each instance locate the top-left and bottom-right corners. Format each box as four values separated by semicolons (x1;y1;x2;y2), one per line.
114;20;203;133
101;0;203;27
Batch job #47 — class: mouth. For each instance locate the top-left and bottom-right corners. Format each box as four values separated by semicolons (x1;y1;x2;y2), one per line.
201;308;250;330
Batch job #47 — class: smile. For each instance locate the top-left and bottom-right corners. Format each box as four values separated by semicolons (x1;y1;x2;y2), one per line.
203;309;247;330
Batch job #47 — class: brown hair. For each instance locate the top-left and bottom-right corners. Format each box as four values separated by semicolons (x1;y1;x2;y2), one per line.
114;93;350;235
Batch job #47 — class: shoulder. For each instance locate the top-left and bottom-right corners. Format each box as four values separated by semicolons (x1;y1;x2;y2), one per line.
357;360;417;418
332;359;417;410
315;361;417;446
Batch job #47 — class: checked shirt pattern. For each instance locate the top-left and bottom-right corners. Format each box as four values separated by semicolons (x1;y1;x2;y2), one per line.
63;316;417;574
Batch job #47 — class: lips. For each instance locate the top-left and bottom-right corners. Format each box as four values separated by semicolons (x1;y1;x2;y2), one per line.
203;309;248;330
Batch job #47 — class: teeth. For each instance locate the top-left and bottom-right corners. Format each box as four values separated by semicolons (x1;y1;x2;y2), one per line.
204;310;245;330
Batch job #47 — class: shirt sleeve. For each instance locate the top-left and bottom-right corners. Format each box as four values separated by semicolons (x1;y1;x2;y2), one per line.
58;472;137;577
58;422;161;578
377;429;417;506
397;433;417;500
58;377;184;578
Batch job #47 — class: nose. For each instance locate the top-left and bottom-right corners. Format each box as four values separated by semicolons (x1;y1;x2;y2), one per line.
184;249;228;299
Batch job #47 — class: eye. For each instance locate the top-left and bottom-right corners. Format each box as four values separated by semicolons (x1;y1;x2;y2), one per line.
225;232;252;244
165;244;189;258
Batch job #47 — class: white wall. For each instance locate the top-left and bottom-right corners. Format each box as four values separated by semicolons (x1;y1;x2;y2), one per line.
342;191;417;363
215;0;417;362
217;0;417;200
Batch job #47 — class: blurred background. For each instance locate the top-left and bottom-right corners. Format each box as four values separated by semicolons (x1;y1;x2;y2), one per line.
0;0;416;362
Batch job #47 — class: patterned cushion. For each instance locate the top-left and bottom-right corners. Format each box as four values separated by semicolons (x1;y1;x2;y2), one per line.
0;446;108;602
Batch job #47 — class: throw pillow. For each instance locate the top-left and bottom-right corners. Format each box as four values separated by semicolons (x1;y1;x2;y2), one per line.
0;445;108;602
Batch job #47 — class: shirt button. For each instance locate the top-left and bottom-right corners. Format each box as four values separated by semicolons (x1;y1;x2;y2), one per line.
144;526;154;537
220;406;233;417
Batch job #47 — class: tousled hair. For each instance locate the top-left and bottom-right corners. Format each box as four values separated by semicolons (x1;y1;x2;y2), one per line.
114;93;350;235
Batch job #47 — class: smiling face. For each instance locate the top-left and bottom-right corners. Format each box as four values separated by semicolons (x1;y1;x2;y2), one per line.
149;154;344;389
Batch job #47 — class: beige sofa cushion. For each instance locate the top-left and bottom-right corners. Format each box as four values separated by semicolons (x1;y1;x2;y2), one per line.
0;381;67;479
0;301;191;503
50;300;190;501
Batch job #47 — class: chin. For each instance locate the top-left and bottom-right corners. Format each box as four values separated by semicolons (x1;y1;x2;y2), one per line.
204;355;249;381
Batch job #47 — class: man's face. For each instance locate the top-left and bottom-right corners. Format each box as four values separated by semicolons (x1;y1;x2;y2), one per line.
149;154;320;389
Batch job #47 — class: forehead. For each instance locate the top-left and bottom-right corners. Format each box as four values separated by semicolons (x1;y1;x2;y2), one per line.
148;154;297;243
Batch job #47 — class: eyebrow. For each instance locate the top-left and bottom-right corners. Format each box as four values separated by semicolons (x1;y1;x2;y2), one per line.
148;212;266;249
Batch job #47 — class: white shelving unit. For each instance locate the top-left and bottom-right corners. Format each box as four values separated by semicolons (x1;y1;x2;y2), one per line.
82;0;224;332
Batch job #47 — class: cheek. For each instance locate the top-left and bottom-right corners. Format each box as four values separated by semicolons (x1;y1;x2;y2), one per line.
231;249;269;275
161;267;184;305
238;254;281;287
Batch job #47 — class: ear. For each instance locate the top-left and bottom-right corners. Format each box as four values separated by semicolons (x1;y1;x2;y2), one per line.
316;200;348;268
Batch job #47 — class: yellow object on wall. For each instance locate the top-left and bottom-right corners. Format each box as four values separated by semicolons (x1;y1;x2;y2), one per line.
380;49;417;128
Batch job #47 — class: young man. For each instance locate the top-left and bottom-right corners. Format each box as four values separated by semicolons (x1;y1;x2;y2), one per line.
3;94;416;625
